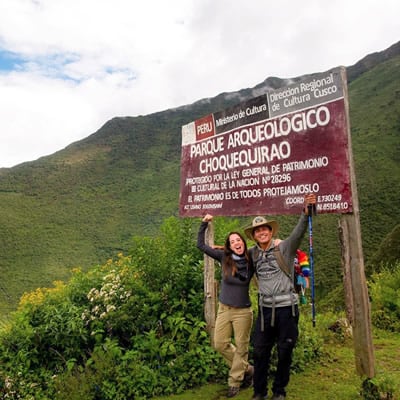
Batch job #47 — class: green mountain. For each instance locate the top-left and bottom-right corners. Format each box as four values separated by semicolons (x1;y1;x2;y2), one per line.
0;41;399;315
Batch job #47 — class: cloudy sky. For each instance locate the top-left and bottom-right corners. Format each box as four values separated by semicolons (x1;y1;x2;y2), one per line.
0;0;398;168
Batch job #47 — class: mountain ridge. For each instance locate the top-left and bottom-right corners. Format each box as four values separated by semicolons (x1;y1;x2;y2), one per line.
0;40;399;314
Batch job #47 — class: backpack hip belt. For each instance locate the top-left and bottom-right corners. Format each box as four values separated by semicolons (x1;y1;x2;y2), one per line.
258;291;297;329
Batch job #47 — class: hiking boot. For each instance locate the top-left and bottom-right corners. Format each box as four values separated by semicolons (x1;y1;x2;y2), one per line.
251;395;267;400
271;394;285;400
242;365;254;388
227;386;240;398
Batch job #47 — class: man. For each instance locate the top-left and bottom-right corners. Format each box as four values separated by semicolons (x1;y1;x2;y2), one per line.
244;194;316;400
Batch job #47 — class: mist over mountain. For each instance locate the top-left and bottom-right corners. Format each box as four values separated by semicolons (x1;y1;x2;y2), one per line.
0;41;399;315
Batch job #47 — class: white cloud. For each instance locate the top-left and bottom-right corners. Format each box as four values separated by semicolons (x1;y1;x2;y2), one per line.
0;0;399;167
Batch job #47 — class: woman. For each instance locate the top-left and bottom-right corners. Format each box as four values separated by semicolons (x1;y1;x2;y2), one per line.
197;214;255;398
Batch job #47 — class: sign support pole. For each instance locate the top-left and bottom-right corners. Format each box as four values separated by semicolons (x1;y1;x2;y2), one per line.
339;67;375;378
204;221;217;346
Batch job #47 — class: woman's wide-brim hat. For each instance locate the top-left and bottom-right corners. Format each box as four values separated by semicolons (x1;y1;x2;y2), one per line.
244;216;279;240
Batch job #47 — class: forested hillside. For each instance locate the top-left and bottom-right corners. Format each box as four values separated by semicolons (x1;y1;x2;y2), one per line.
0;41;399;315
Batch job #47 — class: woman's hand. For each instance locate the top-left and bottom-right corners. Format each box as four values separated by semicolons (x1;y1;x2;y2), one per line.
202;214;213;222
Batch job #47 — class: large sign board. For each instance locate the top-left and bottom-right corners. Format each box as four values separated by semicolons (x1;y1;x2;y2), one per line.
179;66;352;217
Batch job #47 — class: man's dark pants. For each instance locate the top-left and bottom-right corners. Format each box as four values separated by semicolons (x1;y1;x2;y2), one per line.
252;305;299;397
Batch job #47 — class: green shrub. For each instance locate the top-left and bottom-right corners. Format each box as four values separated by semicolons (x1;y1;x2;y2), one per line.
292;308;325;372
368;262;400;332
360;373;400;400
0;217;226;399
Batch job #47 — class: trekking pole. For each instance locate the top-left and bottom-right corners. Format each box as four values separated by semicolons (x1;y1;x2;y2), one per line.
307;203;316;327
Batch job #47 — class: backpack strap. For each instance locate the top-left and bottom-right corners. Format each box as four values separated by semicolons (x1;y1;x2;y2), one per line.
273;245;291;279
249;247;259;277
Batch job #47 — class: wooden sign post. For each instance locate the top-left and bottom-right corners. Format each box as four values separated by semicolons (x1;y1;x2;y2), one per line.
339;215;375;377
339;68;375;378
203;221;216;345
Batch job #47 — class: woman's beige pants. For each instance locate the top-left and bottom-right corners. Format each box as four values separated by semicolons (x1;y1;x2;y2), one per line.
213;302;253;387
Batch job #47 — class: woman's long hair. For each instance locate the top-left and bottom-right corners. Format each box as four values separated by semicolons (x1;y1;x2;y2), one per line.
222;231;250;278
